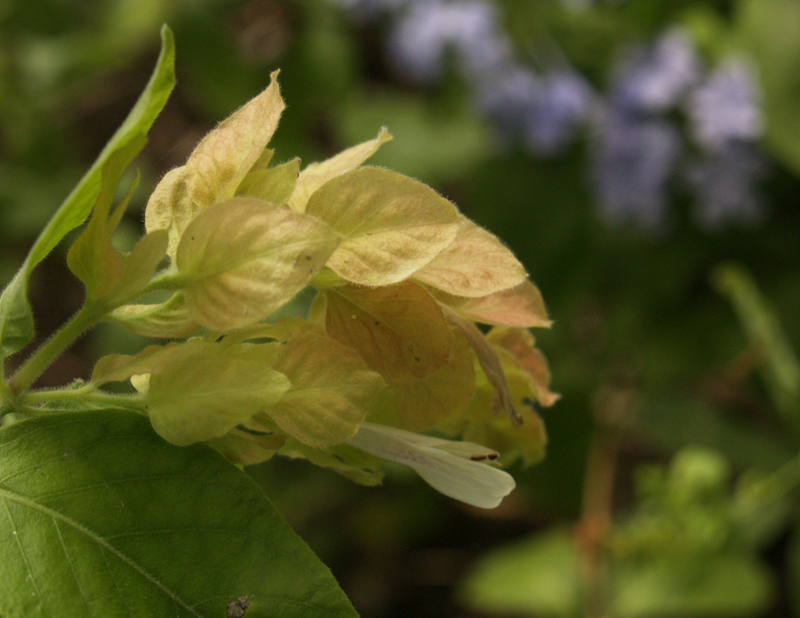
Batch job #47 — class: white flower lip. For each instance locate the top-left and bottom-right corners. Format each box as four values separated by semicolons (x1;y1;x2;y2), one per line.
345;422;515;509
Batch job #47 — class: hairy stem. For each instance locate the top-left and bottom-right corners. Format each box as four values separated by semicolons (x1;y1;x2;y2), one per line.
8;302;102;395
18;387;146;411
8;268;189;396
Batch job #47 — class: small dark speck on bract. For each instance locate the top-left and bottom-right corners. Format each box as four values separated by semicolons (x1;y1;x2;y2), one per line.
226;596;250;618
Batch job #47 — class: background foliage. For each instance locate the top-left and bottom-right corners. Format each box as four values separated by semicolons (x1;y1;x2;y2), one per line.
2;0;800;616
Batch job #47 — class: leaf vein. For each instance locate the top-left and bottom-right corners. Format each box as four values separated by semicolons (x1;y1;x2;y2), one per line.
0;487;204;617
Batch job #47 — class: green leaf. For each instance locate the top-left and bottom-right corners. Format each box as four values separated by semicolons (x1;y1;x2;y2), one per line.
712;263;800;429
0;26;175;359
177;198;340;332
305;166;460;286
611;554;775;618
459;528;581;618
736;0;800;175
67;141;145;298
105;229;168;304
0;411;358;618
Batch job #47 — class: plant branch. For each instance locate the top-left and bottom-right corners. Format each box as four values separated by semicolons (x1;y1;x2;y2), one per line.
7;268;189;397
8;302;103;395
18;387;146;411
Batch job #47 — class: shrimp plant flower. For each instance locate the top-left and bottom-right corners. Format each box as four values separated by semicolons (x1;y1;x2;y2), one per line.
73;72;558;509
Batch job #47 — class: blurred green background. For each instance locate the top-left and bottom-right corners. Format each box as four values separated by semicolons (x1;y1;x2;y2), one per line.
2;1;800;616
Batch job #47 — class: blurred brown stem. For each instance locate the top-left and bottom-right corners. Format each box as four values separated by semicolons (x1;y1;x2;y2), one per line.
577;424;619;618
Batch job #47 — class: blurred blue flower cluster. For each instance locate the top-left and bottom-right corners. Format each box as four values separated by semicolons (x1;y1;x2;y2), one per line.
331;0;768;232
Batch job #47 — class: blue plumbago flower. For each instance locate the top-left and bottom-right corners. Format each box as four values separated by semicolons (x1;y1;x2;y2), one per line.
329;0;771;233
523;69;594;155
686;142;768;229
612;28;700;115
330;0;409;23
476;64;541;141
686;57;764;152
477;66;594;154
592;113;681;229
386;0;509;84
683;58;767;229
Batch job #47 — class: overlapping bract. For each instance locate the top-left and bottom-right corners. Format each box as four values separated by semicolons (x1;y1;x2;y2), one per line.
100;73;557;508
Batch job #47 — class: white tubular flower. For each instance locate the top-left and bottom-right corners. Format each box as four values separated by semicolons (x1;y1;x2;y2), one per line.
346;422;516;509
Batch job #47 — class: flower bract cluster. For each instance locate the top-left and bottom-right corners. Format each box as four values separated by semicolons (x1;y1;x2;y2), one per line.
90;73;558;508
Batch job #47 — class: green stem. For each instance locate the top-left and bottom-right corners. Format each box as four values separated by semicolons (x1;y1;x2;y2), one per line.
18;387;146;411
8;269;189;397
9;302;103;395
0;380;14;418
119;269;191;304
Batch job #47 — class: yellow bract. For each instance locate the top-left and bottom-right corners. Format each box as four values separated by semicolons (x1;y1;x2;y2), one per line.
177;198;339;331
144;72;284;261
414;217;528;297
259;331;385;448
288;127;392;213
306;167;460;286
99;69;559;509
380;330;476;431
236;157;300;205
184;71;284;208
325;281;453;382
109;293;200;339
432;280;552;328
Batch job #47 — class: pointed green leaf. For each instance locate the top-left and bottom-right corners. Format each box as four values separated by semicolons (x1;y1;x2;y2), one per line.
305;166;460;286
236;157;300;205
0;273;35;361
177;197;339;332
67;141;146;298
288;127;392;213
325;281;453;382
0;411;358;618
105;229;168;304
414;217;527;297
185;71;285;208
712;263;800;427
460;528;581;617
0;25;174;359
